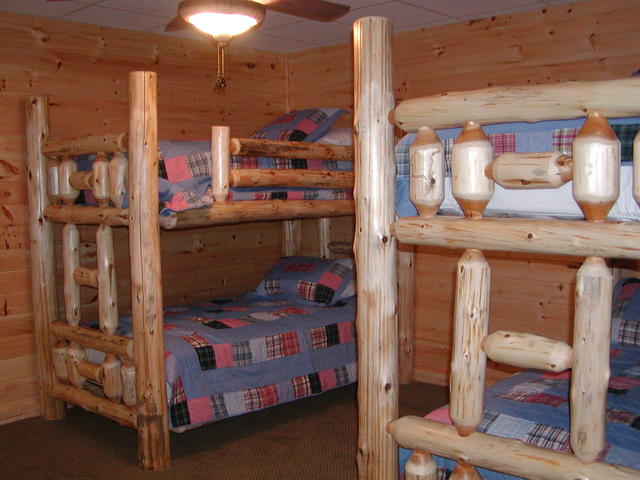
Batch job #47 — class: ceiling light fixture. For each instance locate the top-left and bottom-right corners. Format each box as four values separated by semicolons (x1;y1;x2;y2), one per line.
179;0;266;88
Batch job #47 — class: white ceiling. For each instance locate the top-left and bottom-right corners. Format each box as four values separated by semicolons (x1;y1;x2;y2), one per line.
0;0;582;53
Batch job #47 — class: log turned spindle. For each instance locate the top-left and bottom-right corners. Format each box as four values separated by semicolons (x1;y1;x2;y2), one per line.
572;112;620;222
109;152;128;208
450;249;490;437
405;450;437;480
487;152;572;190
452;121;494;218
571;256;612;464
97;224;122;402
47;156;61;205
410;126;445;217
59;156;79;205
92;152;111;207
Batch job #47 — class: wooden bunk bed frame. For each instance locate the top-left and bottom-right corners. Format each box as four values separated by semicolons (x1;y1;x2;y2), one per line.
353;16;640;480
25;72;356;470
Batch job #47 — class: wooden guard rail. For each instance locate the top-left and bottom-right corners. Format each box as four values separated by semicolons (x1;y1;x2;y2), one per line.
352;16;640;480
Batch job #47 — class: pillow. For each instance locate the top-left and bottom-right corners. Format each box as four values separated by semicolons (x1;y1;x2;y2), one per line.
316;127;353;146
252;108;347;143
611;278;640;346
255;256;355;305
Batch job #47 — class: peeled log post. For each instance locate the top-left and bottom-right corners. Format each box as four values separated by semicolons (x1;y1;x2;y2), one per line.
211;126;230;202
450;249;490;436
318;218;332;259
487;152;572;189
353;16;398;480
410;126;445;217
482;331;572;372
405;450;437;480
571;256;612;464
397;243;415;385
282;219;301;256
572;112;620;222
109;152;128;208
452;122;494;218
128;71;170;470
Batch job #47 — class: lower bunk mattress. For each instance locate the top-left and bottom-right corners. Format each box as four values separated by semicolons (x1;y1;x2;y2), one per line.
399;343;640;479
90;295;356;432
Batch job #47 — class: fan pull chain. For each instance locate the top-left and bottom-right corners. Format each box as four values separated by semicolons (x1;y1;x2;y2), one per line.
215;41;227;89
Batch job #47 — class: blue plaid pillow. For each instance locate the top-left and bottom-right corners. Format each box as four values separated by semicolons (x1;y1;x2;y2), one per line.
612;278;640;346
254;256;354;305
252;108;347;143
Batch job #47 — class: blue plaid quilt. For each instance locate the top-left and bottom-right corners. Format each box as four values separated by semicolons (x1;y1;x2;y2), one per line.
114;295;356;431
399;344;640;478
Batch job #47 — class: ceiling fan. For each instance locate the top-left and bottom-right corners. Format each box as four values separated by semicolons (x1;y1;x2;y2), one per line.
164;0;351;34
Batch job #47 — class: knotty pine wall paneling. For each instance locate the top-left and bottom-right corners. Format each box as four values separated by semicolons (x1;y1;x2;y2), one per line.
289;0;640;385
0;10;287;424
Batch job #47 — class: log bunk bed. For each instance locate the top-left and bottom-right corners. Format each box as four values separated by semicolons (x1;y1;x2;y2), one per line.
353;16;640;480
26;72;357;470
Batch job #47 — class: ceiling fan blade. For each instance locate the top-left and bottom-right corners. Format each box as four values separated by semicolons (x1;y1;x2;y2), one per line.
255;0;350;22
164;16;191;32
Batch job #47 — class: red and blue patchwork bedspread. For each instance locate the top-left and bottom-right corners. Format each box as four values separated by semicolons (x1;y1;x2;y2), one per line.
399;344;640;478
116;295;356;432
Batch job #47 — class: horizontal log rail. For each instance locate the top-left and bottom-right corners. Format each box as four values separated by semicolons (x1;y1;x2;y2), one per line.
328;241;353;254
77;359;104;383
229;168;354;189
388;416;640;480
52;383;136;429
392;216;640;259
43;132;128;156
390;77;640;131
159;200;355;229
73;266;99;288
230;137;354;161
49;322;133;359
44;205;129;226
481;331;573;372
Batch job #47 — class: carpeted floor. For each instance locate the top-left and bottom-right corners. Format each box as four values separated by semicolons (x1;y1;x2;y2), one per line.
0;382;447;480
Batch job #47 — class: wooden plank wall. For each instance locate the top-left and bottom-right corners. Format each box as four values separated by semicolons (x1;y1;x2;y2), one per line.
289;0;640;385
0;10;287;424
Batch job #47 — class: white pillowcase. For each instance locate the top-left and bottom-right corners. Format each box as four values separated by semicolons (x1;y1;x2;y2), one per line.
316;127;353;146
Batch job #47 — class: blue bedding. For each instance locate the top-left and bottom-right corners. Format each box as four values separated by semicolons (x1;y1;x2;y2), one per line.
399;344;640;478
115;295;356;432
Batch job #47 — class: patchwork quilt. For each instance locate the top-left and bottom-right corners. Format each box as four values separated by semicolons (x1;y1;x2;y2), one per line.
157;140;353;213
399;344;640;479
114;295;357;432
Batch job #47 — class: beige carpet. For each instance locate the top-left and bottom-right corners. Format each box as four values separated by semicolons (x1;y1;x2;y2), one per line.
0;382;447;480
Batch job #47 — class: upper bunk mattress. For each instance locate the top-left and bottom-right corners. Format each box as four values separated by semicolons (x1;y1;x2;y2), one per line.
396;118;640;221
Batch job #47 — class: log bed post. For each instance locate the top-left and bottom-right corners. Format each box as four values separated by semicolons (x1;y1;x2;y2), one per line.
318;218;332;258
353;16;398;480
26;96;67;420
128;71;170;470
